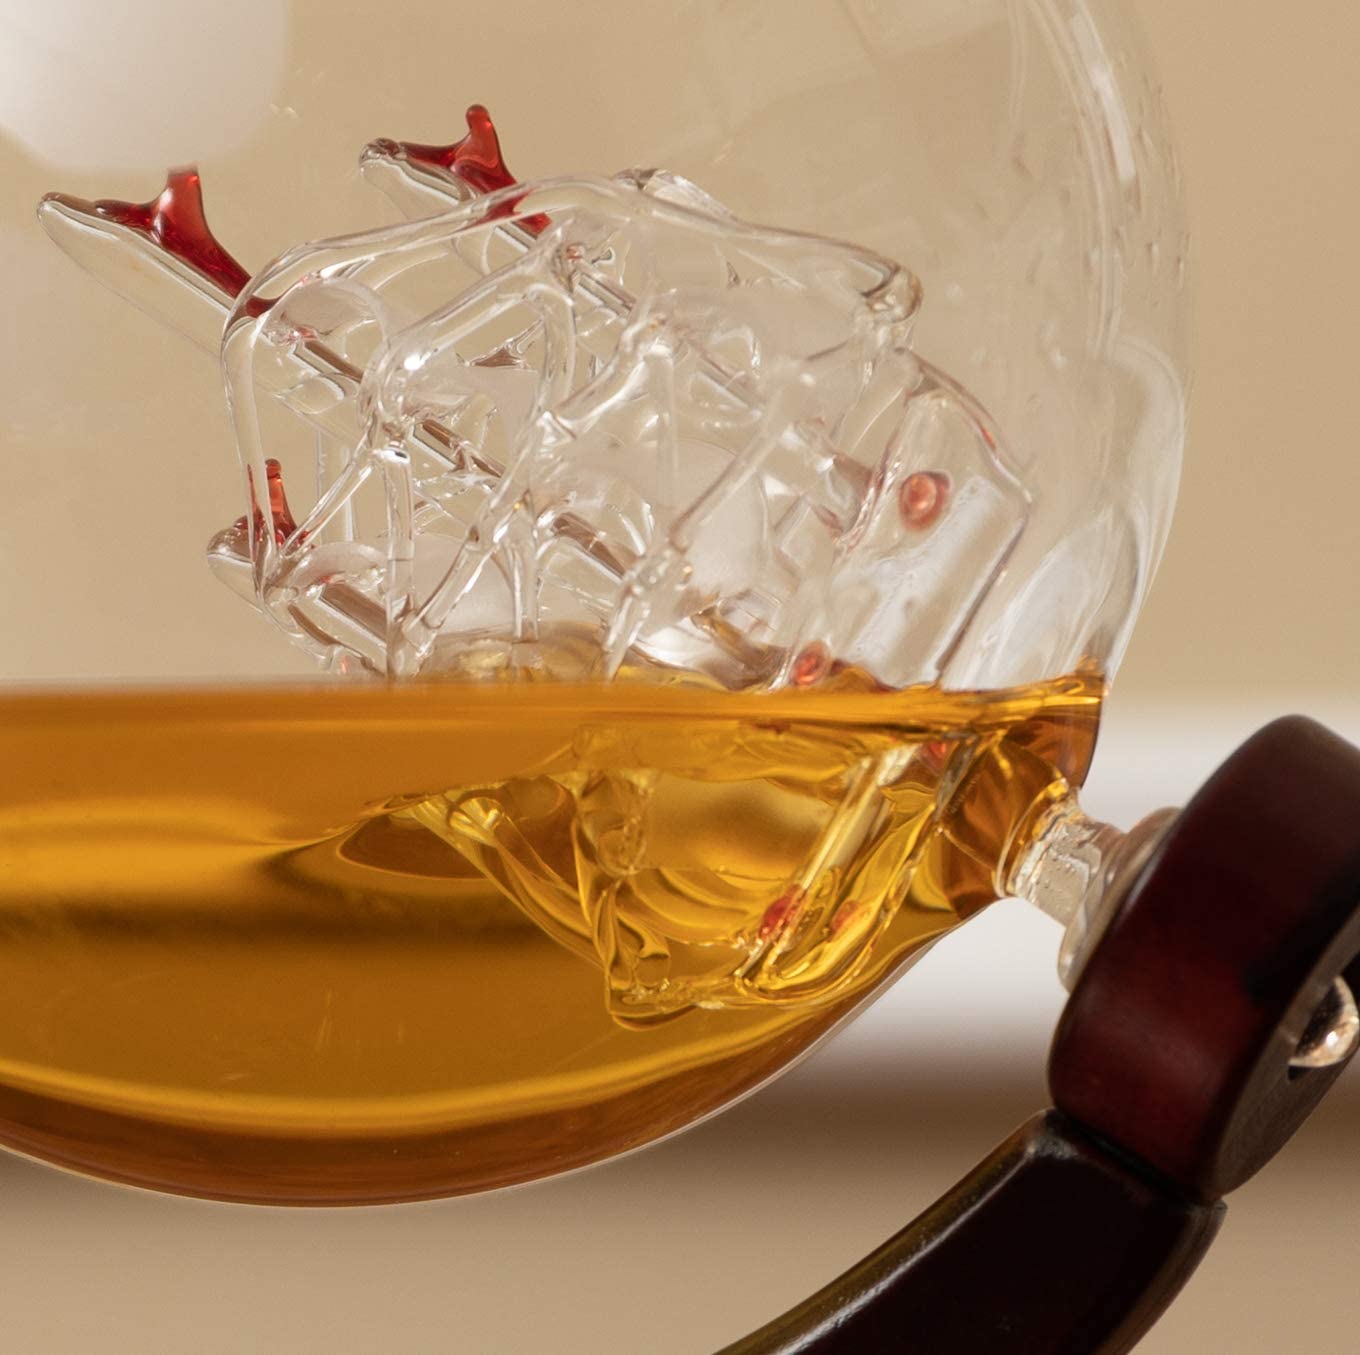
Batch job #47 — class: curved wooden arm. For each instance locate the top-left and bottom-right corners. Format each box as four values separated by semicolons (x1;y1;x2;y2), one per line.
721;1112;1222;1355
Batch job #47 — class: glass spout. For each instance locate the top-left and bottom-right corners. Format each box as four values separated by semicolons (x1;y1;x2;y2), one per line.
1009;794;1359;1071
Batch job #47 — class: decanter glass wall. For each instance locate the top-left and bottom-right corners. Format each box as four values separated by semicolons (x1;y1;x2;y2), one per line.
3;0;1187;692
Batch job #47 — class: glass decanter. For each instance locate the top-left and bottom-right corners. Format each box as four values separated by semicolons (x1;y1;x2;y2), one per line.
6;6;1355;1298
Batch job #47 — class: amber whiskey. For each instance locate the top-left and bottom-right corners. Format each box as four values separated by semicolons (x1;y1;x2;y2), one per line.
0;673;1099;1202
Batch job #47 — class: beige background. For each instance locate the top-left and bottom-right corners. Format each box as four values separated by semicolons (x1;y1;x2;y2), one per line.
1120;0;1360;703
0;4;1357;1353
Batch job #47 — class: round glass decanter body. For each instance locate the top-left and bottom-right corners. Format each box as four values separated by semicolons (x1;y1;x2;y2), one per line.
2;0;1188;1202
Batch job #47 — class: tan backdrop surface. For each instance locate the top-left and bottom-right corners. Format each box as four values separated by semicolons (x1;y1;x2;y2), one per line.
1121;0;1359;703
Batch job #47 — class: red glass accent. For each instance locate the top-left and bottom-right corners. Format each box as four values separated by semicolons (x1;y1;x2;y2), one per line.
239;459;302;548
898;471;951;530
919;738;952;771
391;105;549;235
830;900;861;935
791;642;832;687
759;887;806;943
92;168;259;305
265;459;300;543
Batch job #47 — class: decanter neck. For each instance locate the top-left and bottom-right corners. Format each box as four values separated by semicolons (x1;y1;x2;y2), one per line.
1005;799;1178;986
